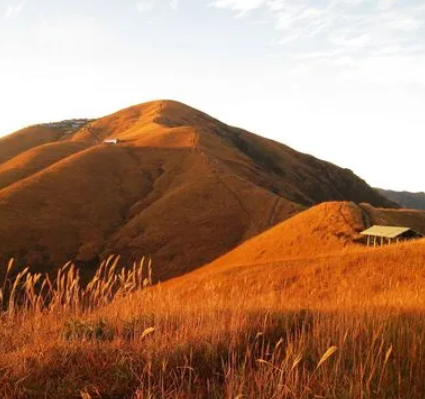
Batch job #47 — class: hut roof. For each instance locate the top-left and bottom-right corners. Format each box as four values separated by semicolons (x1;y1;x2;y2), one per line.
360;225;419;239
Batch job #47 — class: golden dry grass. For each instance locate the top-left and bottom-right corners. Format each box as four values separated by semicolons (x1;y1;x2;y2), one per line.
0;125;65;164
199;201;365;269
1;237;425;398
0;141;89;190
0;101;421;398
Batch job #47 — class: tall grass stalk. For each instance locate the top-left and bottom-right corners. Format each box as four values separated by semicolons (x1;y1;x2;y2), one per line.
0;256;153;316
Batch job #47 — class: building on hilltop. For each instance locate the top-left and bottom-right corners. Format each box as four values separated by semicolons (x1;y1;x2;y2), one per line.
103;139;121;145
361;225;423;246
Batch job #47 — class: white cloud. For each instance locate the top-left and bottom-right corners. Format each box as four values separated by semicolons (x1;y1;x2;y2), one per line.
136;0;179;13
137;1;155;13
329;31;372;48
207;0;425;90
386;17;422;31
5;1;26;18
249;20;268;25
340;55;425;85
275;33;300;44
343;0;370;4
209;0;266;13
378;0;398;10
376;44;402;55
210;0;425;45
291;48;348;60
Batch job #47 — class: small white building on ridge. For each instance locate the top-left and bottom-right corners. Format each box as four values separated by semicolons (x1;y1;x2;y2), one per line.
103;139;121;145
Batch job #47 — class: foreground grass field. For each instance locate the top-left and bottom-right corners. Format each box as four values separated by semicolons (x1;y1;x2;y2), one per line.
1;242;425;399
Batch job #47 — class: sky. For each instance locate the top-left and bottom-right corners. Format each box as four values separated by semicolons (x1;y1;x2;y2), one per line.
0;0;424;192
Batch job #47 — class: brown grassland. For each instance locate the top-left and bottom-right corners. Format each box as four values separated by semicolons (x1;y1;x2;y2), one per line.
0;101;395;280
0;102;423;398
1;217;425;398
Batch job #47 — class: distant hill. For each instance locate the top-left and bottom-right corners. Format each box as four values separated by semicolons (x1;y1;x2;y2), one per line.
359;203;425;233
377;189;425;211
0;100;395;280
191;201;425;273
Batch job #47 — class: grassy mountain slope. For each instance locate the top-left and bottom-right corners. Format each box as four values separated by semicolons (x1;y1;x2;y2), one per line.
168;202;425;310
192;202;365;270
0;125;65;164
0;100;396;279
187;201;425;275
0;144;299;280
0;141;89;190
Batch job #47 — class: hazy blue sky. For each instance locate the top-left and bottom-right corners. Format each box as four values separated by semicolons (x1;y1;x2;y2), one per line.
1;0;424;191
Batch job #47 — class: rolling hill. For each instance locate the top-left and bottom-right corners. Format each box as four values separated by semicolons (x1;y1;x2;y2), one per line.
189;201;366;270
377;188;425;211
0;100;396;280
169;201;425;308
181;201;425;275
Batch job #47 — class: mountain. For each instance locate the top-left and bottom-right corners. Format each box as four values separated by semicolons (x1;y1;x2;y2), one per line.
377;188;425;211
180;201;425;290
0;100;395;280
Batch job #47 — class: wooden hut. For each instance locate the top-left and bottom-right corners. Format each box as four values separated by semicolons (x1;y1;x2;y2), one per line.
360;225;423;247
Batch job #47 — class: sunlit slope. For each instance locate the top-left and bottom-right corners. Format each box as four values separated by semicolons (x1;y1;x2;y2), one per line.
167;202;425;307
0;125;65;165
72;100;395;207
168;239;425;309
193;201;425;272
0;145;150;265
193;202;365;270
0;142;89;190
0;145;298;279
1;100;393;209
71;101;202;148
0;100;397;279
